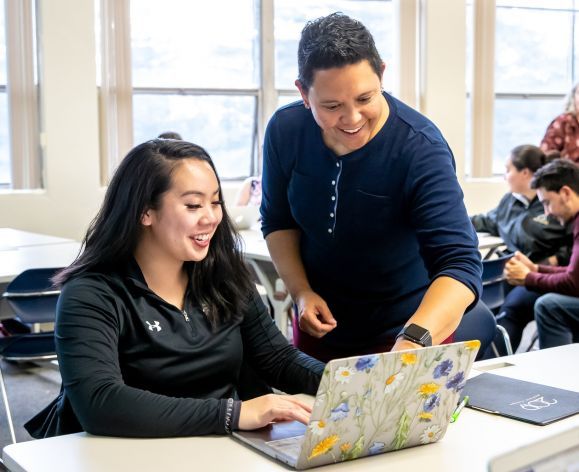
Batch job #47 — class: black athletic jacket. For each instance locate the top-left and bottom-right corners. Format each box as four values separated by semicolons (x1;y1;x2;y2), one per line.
471;193;572;263
25;260;323;438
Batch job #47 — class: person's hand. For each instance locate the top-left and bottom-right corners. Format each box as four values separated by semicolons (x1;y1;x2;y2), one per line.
391;337;423;352
295;290;337;338
238;394;313;430
511;251;538;272
504;257;531;286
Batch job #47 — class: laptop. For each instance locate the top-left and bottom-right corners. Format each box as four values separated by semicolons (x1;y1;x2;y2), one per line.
487;425;579;472
233;340;480;469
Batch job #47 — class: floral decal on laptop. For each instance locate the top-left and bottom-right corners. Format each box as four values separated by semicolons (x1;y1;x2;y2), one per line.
300;340;480;467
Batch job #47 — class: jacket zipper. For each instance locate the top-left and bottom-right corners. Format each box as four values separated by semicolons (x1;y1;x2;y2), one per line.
182;309;190;322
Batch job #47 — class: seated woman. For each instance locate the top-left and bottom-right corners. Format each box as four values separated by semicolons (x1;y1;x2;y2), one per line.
471;144;571;264
25;139;323;438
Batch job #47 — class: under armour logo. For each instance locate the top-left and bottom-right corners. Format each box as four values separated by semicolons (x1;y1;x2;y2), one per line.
146;321;162;332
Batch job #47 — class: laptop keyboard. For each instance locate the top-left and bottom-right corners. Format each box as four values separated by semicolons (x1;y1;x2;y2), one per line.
266;435;305;459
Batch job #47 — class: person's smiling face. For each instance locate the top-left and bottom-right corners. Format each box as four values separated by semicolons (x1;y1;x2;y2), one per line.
297;60;388;156
140;158;223;264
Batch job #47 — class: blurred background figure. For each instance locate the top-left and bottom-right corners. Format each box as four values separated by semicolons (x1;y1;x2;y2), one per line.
541;83;579;163
471;144;572;265
158;131;183;140
235;175;262;207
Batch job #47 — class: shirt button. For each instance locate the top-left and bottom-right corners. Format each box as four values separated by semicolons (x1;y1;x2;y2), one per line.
331;196;335;201
328;228;333;233
331;180;336;185
330;213;334;217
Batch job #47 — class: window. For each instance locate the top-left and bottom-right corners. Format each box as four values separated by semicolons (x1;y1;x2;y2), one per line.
0;0;8;185
101;0;396;180
0;0;40;190
468;0;579;177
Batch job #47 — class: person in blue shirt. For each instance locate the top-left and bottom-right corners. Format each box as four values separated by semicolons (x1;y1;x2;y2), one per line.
260;13;485;362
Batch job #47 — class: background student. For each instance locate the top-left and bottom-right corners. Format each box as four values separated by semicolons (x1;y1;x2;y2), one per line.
541;82;579;163
503;159;579;350
471;144;571;264
261;13;487;362
25;139;323;439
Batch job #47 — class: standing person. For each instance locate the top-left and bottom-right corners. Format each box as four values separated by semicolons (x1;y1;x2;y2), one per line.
504;159;579;350
471;145;571;264
261;13;485;362
540;83;579;163
25;139;323;439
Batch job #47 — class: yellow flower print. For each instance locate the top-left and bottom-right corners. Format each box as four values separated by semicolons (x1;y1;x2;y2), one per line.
334;366;355;384
418;412;433;421
401;353;417;365
340;442;351;453
418;383;440;397
308;435;340;460
384;371;405;393
465;340;481;351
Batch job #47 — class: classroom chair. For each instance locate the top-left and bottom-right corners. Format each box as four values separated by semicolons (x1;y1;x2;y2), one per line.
0;267;61;444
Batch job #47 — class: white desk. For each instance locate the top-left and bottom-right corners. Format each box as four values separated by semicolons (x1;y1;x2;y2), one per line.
0;228;74;252
477;232;506;259
0;242;82;284
4;345;576;472
240;230;506;337
239;229;293;337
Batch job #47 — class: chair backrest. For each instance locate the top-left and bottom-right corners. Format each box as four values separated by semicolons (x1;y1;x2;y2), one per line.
481;254;512;312
2;268;62;325
482;254;512;282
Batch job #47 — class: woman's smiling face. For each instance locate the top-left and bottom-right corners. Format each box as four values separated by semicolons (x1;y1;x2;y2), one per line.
297;60;388;157
140;158;223;263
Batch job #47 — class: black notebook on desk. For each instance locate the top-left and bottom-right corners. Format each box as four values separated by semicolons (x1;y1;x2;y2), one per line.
462;373;579;425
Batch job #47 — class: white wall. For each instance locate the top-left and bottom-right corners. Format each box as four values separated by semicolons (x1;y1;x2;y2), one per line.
0;0;505;241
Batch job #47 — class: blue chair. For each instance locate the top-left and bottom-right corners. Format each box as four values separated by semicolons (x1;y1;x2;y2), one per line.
0;268;61;444
481;254;514;356
455;254;514;358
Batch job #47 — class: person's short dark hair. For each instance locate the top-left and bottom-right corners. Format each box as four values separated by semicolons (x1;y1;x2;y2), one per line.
530;158;579;194
158;131;182;140
510;144;559;173
297;12;383;91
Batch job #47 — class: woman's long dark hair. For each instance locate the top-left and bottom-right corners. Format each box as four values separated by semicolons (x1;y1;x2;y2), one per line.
54;139;254;327
510;144;560;173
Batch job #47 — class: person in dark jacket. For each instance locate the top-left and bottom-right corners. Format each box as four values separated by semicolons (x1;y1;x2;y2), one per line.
25;139;324;439
471;144;571;264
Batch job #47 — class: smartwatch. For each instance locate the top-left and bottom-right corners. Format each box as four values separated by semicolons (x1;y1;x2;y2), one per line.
396;323;432;347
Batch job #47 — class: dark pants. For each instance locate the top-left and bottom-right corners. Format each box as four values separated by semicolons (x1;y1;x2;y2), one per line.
535;293;579;348
496;286;541;352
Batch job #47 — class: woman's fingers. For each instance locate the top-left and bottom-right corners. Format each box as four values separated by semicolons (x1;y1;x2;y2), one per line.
239;394;314;430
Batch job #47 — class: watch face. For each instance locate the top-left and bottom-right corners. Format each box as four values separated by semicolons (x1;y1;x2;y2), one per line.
405;323;428;341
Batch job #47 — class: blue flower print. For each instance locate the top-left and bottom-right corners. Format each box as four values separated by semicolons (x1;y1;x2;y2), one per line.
330;402;350;421
368;442;385;455
423;393;441;412
355;355;379;372
433;359;453;378
445;371;466;392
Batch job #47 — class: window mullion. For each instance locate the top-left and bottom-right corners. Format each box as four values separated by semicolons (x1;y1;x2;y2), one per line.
5;0;40;189
99;0;133;185
470;0;495;178
259;0;275;172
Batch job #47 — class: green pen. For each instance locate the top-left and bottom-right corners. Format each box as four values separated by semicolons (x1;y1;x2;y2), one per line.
450;395;469;423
